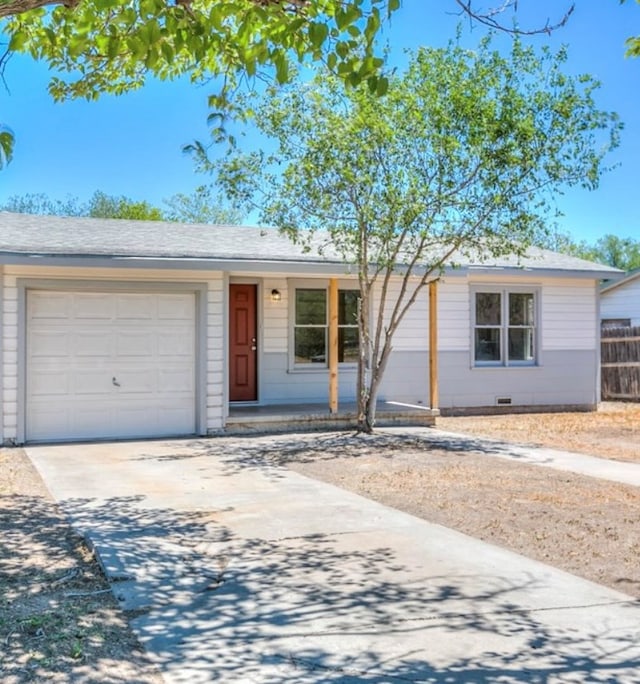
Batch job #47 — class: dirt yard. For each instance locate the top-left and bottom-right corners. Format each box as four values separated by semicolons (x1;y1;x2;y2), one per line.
0;450;163;683
438;401;640;462
1;403;638;681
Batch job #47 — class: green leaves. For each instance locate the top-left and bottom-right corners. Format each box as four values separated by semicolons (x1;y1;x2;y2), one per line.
215;37;620;271
0;125;14;168
3;0;395;108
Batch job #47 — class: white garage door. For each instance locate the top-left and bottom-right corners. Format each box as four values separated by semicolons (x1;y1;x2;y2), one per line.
26;290;197;442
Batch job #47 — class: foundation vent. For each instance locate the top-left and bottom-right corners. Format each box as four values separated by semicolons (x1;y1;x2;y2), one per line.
496;397;512;406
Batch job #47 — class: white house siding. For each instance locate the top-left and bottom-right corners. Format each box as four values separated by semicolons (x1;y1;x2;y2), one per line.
437;276;599;410
0;266;225;443
601;276;640;326
542;281;598;350
1;269;18;444
0;264;603;443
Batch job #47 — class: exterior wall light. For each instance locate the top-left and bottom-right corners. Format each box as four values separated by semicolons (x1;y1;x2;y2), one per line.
271;289;282;302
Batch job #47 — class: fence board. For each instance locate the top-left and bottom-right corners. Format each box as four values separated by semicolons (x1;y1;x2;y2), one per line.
601;326;640;400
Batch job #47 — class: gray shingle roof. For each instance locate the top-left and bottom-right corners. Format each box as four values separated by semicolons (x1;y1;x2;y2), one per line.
0;211;620;276
601;267;640;293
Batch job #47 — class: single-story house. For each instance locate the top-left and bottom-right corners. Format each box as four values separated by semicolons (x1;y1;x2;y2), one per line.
600;269;640;328
0;212;619;444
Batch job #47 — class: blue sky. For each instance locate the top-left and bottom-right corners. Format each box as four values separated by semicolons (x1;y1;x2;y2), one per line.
0;0;638;243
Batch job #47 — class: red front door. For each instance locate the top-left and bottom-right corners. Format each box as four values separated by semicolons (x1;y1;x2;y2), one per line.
229;284;258;402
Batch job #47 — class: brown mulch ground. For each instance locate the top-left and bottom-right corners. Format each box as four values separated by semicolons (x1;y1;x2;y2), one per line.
1;403;638;680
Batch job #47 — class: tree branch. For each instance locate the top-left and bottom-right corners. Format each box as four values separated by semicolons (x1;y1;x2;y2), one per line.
453;0;575;36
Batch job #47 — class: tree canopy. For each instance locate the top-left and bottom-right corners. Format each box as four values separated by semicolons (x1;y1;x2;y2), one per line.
3;0;395;103
0;187;243;223
545;231;640;271
215;39;621;431
163;185;243;224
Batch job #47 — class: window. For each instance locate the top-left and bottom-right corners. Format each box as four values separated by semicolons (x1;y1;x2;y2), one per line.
602;318;631;329
293;287;359;366
474;289;536;366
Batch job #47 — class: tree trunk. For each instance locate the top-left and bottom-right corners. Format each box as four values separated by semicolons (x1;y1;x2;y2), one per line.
356;282;372;432
0;0;72;18
360;342;392;433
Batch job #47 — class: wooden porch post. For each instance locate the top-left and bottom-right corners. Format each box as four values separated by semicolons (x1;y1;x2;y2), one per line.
429;280;439;410
328;278;339;414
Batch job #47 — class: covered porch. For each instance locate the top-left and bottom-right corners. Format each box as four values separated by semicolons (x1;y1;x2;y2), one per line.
226;400;439;434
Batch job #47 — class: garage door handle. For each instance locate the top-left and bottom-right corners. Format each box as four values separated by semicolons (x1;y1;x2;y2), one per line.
112;377;121;387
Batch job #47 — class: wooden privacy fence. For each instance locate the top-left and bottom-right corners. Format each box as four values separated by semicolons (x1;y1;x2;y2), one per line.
601;326;640;400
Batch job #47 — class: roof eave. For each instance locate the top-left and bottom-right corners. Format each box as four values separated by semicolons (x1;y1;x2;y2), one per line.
601;269;640;294
0;252;619;280
446;264;621;280
0;252;355;276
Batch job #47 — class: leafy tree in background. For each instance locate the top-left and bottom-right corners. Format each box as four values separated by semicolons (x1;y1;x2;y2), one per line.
537;227;640;271
0;190;162;219
0;187;244;223
0;191;84;215
216;40;620;432
163;185;243;224
87;190;164;220
574;234;640;271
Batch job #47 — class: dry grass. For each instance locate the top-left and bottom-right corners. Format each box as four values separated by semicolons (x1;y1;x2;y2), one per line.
438;402;640;462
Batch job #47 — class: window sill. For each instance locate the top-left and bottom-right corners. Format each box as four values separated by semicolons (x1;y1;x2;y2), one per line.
472;363;540;370
288;365;358;374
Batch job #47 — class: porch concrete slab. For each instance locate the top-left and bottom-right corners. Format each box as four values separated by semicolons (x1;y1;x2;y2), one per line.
27;437;640;683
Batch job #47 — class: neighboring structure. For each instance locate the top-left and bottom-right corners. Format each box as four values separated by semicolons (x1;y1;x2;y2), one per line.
0;212;619;444
600;269;640;328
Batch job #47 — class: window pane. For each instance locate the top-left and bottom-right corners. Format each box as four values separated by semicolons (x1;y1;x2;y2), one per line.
295;289;326;325
295;328;326;364
509;328;534;361
338;290;359;325
509;293;534;326
475;328;501;361
476;293;501;325
338;327;359;363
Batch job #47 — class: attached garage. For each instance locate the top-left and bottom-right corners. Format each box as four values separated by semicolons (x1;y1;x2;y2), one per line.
25;289;198;442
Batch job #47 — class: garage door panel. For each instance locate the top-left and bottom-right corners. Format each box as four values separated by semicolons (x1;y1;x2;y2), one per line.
158;405;194;427
30;371;70;396
159;332;194;357
29;293;71;319
158;294;195;319
116;294;155;319
74;332;113;357
30;331;70;357
28;404;70;439
73;294;117;319
112;370;155;394
158;368;194;393
27;290;197;441
116;331;155;357
73;371;115;395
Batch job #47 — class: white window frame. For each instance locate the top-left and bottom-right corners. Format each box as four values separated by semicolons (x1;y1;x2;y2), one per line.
470;285;540;368
288;280;360;371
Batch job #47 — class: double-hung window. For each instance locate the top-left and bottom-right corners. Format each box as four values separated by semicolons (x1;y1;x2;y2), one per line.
293;287;359;367
473;289;537;366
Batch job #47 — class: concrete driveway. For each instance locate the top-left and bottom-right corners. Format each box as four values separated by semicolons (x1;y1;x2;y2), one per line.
27;436;640;684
